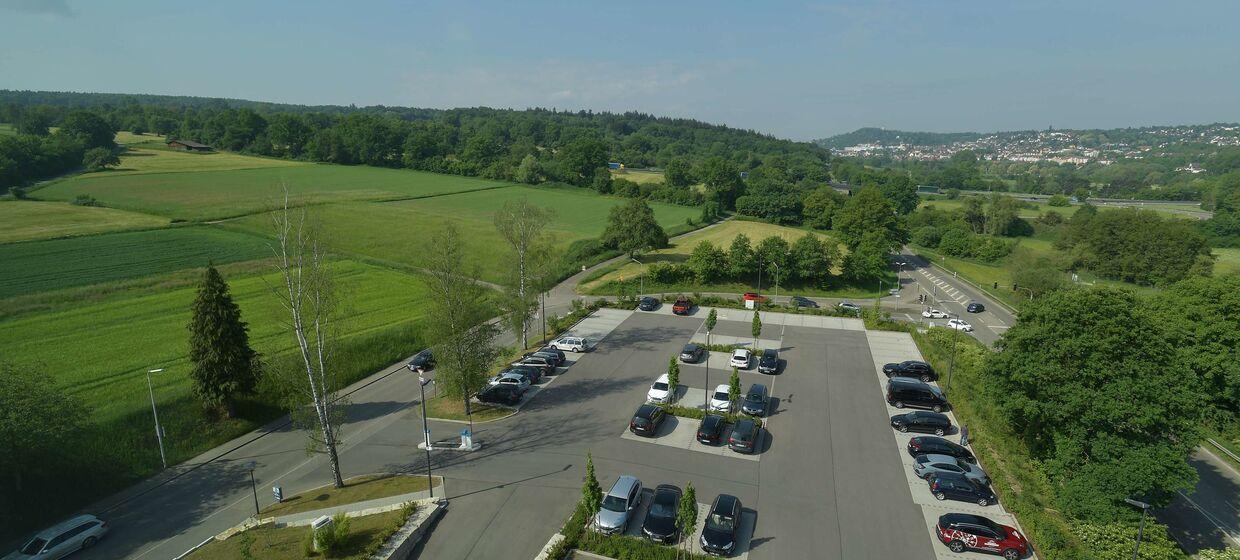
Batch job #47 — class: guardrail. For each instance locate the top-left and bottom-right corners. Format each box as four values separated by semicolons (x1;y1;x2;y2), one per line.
1207;438;1240;464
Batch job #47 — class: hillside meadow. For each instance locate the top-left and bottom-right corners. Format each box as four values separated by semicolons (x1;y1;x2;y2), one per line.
0;199;168;243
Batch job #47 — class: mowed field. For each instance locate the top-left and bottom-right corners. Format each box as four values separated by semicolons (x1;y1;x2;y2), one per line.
38;162;509;221
226;185;700;283
0;199;168;243
0;226;272;298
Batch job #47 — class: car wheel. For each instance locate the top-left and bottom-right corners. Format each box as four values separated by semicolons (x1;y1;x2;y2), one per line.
898;425;909;432
82;537;98;549
934;492;946;501
920;374;931;382
934;427;945;436
932;405;943;413
1002;548;1020;560
948;540;967;553
977;498;989;506
894;401;905;409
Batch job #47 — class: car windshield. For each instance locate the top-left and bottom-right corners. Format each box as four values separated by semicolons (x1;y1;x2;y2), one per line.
601;494;627;513
707;512;735;531
733;351;745;358
649;502;674;518
763;350;775;358
20;537;47;554
652;382;668;391
714;391;729;400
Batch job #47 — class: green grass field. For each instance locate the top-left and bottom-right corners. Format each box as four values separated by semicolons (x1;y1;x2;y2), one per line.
91;144;308;176
38;164;511;221
226;185;700;283
0;200;168;243
1215;247;1240;276
0;226;273;298
611;168;665;184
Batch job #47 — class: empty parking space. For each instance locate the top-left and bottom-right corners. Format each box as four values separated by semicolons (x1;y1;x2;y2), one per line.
560;308;634;350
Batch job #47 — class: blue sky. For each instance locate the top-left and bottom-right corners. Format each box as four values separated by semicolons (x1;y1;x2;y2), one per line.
1;0;1237;140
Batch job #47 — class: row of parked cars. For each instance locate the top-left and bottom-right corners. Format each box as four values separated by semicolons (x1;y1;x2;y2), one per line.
594;476;744;556
476;343;577;405
884;361;1032;559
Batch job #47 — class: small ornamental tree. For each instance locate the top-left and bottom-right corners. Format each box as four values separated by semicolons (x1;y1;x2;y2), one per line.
751;309;763;349
706;308;718;334
581;453;603;534
728;368;741;413
676;482;698;554
667;356;680;404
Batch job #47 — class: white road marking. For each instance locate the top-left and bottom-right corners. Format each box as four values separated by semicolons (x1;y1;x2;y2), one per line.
1177;490;1240;547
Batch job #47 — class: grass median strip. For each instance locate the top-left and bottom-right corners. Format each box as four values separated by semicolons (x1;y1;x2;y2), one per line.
187;508;409;560
261;474;434;518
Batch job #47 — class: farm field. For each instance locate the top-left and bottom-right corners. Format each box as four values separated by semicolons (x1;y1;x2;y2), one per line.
0;199;168;243
0;226;272;298
226;185;700;283
610;168;664;184
918;196;1208;220
1215;247;1240;276
84;144;310;176
37;163;509;221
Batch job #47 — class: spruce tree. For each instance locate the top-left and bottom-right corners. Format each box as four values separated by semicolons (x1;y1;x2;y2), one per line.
581;453;603;535
188;265;261;418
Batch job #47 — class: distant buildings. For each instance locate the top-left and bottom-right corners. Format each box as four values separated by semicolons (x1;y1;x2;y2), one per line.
166;139;213;152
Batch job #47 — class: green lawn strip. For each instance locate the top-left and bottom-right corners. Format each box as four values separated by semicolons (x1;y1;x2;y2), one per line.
423;395;513;422
1213;247;1240;276
187;507;410;560
0;199;169;244
583;276;891;299
261;474;432;517
0;225;273;298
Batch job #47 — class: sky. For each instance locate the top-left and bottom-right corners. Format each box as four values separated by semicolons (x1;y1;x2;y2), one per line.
1;0;1237;141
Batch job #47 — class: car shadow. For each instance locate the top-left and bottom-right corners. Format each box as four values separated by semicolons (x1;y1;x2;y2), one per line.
764;396;783;418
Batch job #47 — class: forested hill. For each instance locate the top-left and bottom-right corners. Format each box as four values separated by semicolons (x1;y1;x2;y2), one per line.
816;127;985;148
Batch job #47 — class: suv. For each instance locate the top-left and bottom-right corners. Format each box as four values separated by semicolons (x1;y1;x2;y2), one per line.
672;296;693;315
886;378;949;412
913;453;990;486
741;383;768;416
638;296;660;311
407;349;435;373
680;343;705;363
935;513;1029;559
514;356;555;377
728;418;760;453
730;349;751;369
526;350;564;367
928;472;997;506
907;436;976;464
696;414;726;444
700;494;743;555
757;349;779;374
629;404;666;437
11;515;108;559
891;411;952;435
476;383;523;405
550;336;587;352
647;374;673;404
883;360;938;382
595;476;643;535
837;301;861;314
642;484;682;543
503;364;542;384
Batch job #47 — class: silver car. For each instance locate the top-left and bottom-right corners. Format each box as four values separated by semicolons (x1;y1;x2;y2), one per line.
594;475;643;534
6;515;108;559
912;453;990;486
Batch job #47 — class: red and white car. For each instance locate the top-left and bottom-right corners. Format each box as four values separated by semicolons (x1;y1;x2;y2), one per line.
935;513;1030;559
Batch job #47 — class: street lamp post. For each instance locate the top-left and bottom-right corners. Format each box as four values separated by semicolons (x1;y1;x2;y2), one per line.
945;314;961;395
146;368;168;469
1125;498;1151;560
418;375;435;498
771;263;780;307
244;461;260;516
540;291;547;344
631;257;643;296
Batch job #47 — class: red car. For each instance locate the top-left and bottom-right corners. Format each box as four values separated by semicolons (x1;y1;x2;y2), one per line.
936;513;1029;559
672;296;693;315
741;292;768;303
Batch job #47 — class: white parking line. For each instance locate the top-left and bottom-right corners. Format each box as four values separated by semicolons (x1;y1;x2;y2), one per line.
1177;491;1240;547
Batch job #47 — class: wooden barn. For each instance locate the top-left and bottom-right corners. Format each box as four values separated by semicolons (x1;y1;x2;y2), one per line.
166;139;213;152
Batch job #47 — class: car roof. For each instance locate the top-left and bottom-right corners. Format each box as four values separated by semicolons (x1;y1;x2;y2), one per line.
654;484;682;498
711;493;740;512
636;404;659;416
36;515;100;538
734;417;756;429
683;343;700;349
922;453;958;463
607;475;640;497
655;373;669;383
732;348;749;355
701;414;724;427
940;512;995;527
747;383;766;393
714;384;730;392
889;377;929;387
762;349;777;357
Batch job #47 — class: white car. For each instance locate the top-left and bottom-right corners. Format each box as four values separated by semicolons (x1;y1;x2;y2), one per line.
709;384;732;412
488;372;531;391
647;373;672;404
947;318;973;332
549;336;587;352
730;349;752;369
9;514;108;559
922;308;948;319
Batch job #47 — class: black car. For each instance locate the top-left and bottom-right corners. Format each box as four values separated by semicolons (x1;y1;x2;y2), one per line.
696;414;726;444
638;296;660;311
642;484;682;543
515;356;556;377
740;383;768;416
928;472;997;506
967;301;985;313
539;346;566;362
757;349;779;374
700;494;742;556
907;436;976;464
886;378;949;412
504;364;542;384
790;296;818;309
526;350;564;367
476;383;523;405
728;418;760;454
680;343;705;363
629;404;666;437
891;411;952;435
407;350;435;373
882;360;937;382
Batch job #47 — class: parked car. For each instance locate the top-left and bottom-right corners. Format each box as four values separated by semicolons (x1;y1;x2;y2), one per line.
741;383;768;416
907;436;976;464
488;372;531;391
9;515;108;559
476;383;524;405
741;292;768;303
935;513;1029;559
891;411;952;435
514;356;555;376
672;296;693;315
886;378;949;412
594;475;643;535
790;295;818;308
928;472;997;506
947;318;974;332
642;484;683;543
525;350;564;367
709;384;732;413
407;349;435;373
550;336;588;352
638;296;660;311
503;364;542;384
700;494;743;556
913;453;990;486
837;301;861;314
730;349;752;369
757;348;779;374
680;343;705;363
629;404;666;437
966;302;986;313
728;418;761;453
696;414;727;445
921;308;948;319
883;360;938;382
647;373;673;404
538;346;566;364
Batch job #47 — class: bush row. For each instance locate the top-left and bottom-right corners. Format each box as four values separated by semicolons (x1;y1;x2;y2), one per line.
912;225;1015;263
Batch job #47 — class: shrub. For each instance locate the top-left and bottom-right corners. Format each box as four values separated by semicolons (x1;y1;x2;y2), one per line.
646;261;692;284
1047;194;1071;207
70;194;102;207
1072;521;1182;560
9;187;26;199
971;235;1014;262
1198;549;1240;560
1038;211;1064;225
311;512;352;556
911;226;942;248
937;228;974;257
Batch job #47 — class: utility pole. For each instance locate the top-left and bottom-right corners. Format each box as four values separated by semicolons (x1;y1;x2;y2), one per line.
631;257;643;296
1125;498;1151;560
146;368;167;469
418;375;435;498
540;291;547;344
244;461;260;516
